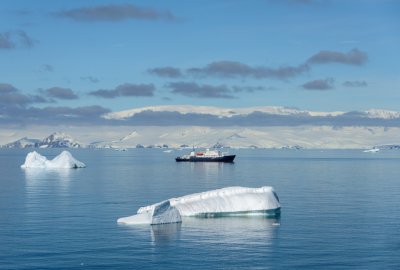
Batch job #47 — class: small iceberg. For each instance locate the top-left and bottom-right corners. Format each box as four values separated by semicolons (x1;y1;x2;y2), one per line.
363;148;380;153
114;148;127;151
21;151;86;169
117;186;281;225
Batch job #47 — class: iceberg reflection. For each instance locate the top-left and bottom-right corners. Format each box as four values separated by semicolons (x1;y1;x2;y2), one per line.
122;216;280;247
24;168;72;196
150;223;182;245
181;216;280;246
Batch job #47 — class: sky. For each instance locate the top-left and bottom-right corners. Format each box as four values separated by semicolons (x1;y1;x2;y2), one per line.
0;0;399;129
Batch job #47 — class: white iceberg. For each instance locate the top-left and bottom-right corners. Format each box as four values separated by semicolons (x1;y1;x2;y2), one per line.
117;186;281;225
21;151;86;169
363;148;380;153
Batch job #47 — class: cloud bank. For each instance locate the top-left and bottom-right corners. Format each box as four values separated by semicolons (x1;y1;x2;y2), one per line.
343;80;367;87
89;83;155;98
302;78;334;90
103;109;400;127
168;82;235;99
148;49;368;81
167;82;272;98
187;61;309;80
148;67;182;78
55;4;177;22
44;87;78;100
2;102;400;127
307;48;368;66
0;83;109;125
0;83;48;107
0;30;35;49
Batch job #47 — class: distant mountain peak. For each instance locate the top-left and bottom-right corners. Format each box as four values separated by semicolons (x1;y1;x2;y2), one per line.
43;132;72;141
40;132;82;148
1;137;40;148
365;109;400;119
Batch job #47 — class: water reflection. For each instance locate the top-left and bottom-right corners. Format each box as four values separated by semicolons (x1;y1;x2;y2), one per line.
181;216;280;246
150;223;182;245
187;162;235;179
23;168;72;195
122;216;279;247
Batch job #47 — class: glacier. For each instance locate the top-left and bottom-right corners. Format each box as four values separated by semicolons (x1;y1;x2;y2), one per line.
21;151;86;169
117;186;281;225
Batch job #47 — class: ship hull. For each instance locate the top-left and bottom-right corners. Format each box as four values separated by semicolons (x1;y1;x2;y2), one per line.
175;155;235;162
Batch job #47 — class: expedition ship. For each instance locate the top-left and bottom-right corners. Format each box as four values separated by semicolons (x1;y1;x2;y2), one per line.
175;149;235;162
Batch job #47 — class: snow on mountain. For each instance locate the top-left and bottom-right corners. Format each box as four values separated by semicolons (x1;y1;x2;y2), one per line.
119;131;140;142
38;132;82;148
1;132;82;148
372;144;400;150
88;126;400;149
2;126;400;150
102;105;345;120
1;137;40;148
365;109;400;119
2;126;400;149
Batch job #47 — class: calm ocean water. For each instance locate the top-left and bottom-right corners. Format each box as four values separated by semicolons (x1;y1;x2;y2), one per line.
1;148;399;269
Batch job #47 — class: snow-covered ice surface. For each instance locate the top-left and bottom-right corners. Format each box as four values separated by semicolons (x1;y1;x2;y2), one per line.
117;186;281;225
21;151;86;169
117;200;182;225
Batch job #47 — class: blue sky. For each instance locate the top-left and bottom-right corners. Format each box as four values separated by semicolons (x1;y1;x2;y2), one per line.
0;0;399;126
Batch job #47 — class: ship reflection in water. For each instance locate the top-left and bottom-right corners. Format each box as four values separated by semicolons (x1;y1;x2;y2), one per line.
184;161;234;180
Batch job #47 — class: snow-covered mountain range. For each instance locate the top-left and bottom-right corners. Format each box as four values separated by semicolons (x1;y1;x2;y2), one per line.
2;137;41;148
2;132;83;148
2;126;400;149
40;132;82;148
1;105;400;149
88;126;400;149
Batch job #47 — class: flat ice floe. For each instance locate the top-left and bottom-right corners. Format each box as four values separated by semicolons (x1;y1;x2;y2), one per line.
117;186;281;225
21;151;86;169
363;148;380;153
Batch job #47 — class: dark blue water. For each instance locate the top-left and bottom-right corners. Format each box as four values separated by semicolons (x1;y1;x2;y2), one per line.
1;148;399;269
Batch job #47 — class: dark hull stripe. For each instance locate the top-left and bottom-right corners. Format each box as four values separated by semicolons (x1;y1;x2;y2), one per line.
176;155;235;162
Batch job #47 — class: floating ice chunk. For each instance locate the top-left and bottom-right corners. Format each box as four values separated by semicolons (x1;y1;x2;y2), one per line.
48;151;86;168
170;186;280;217
21;151;49;168
363;148;379;153
118;186;280;225
117;200;181;225
21;151;86;169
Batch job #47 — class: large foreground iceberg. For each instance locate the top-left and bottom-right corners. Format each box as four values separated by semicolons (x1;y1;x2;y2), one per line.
21;151;86;169
117;186;281;225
